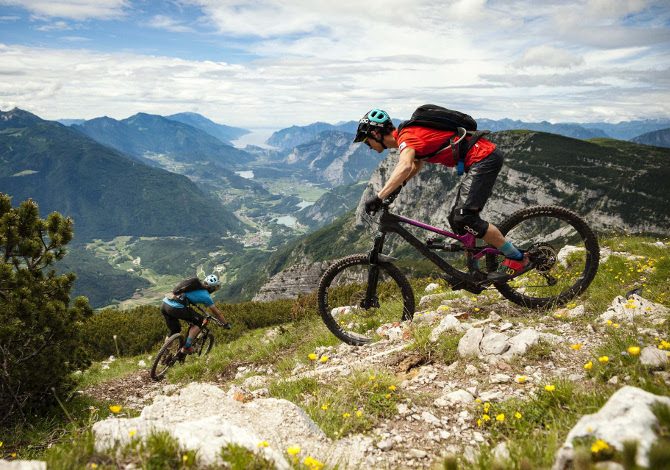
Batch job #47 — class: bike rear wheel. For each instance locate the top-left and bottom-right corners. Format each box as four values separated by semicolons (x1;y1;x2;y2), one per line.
193;333;214;356
150;333;183;381
317;254;415;346
486;205;599;308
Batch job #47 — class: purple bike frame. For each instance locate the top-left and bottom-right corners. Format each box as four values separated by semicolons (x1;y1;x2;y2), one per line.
394;214;501;260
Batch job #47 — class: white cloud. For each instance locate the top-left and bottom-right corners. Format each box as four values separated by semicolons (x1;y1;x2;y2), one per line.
35;20;72;31
1;1;669;127
516;45;584;69
0;0;128;20
146;14;195;33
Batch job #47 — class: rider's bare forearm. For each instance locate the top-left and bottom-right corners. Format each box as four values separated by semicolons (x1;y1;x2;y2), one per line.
378;148;419;199
209;305;226;322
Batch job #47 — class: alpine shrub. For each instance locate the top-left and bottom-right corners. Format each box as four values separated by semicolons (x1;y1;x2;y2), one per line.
0;194;92;425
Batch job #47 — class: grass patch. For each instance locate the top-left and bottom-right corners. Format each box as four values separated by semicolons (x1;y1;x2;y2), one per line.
269;369;400;439
408;324;462;365
586;326;670;395
461;380;609;468
2;394;122;461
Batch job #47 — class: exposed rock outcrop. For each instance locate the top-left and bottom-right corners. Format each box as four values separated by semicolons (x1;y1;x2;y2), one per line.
553;386;670;469
253;261;332;302
93;383;371;469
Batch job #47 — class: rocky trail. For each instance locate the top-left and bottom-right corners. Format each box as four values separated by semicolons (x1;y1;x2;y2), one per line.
81;285;670;469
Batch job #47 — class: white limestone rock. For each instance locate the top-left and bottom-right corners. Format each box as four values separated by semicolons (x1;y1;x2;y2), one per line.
93;383;370;469
599;295;669;324
429;314;468;342
640;346;668;369
0;461;46;470
553;386;670;469
424;283;440;293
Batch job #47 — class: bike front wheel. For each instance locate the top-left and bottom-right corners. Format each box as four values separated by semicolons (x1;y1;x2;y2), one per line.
150;333;183;381
486;205;600;308
317;254;415;346
193;333;214;356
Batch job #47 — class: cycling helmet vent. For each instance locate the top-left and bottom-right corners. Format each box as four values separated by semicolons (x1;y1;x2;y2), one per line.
204;274;220;287
353;108;394;143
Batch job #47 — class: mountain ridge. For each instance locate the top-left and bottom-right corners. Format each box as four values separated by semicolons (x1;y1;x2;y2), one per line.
0;108;244;240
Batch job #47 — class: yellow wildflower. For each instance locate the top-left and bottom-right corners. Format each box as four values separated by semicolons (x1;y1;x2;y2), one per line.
606;320;613;326
182;455;189;463
570;343;583;351
356;410;363;418
627;346;641;356
109;405;122;414
544;384;556;392
128;429;137;437
474;307;481;312
90;464;98;469
591;439;610;454
514;412;522;419
482;414;491;422
598;356;609;364
659;340;670;350
584;361;593;370
321;403;329;411
388;385;397;391
10;453;16;458
496;413;505;422
483;402;491;413
515;375;528;384
385;393;392;399
475;398;482;403
613;323;620;329
319;355;329;363
342;412;351;418
0;441;2;447
369;375;376;381
287;445;301;456
308;353;317;361
257;441;269;448
303;456;324;470
477;418;483;427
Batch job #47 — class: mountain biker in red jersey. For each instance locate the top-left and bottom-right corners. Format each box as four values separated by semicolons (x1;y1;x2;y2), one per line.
354;108;528;278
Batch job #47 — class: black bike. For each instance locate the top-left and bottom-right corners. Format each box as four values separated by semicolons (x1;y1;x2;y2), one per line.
317;193;599;345
150;306;224;381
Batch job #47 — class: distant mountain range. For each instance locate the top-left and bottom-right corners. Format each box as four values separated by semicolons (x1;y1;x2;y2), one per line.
631;127;670;148
265;116;670;146
0;108;244;240
165;112;249;145
283;130;383;186
73;112;254;167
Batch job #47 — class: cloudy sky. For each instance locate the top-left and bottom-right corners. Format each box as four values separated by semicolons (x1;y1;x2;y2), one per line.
1;0;669;129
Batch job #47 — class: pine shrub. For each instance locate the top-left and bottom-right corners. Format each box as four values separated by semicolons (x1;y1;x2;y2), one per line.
0;194;92;425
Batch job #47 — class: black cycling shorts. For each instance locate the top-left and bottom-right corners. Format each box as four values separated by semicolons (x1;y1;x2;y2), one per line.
160;303;205;336
448;149;504;238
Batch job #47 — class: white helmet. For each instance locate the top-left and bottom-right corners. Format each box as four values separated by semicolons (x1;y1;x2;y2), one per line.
204;274;220;287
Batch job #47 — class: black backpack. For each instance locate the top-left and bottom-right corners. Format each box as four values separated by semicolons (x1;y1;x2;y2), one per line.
397;104;489;174
171;277;203;305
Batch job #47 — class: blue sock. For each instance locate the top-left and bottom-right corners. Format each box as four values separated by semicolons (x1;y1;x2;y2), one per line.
184;337;193;348
500;241;523;260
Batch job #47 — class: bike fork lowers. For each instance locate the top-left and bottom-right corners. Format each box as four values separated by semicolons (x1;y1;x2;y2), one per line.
363;232;386;309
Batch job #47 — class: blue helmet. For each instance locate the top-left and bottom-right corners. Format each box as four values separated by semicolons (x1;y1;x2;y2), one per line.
354;108;394;143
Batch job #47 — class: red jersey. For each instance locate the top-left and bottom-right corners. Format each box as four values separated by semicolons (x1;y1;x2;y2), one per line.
393;126;496;167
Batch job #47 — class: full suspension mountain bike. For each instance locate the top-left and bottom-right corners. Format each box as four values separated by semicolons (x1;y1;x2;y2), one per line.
150;306;224;381
317;192;599;345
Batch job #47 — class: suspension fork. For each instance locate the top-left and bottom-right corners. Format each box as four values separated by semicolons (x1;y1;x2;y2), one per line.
362;231;387;309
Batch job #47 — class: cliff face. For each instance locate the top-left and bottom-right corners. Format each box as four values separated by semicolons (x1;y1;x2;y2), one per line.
252;261;333;302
